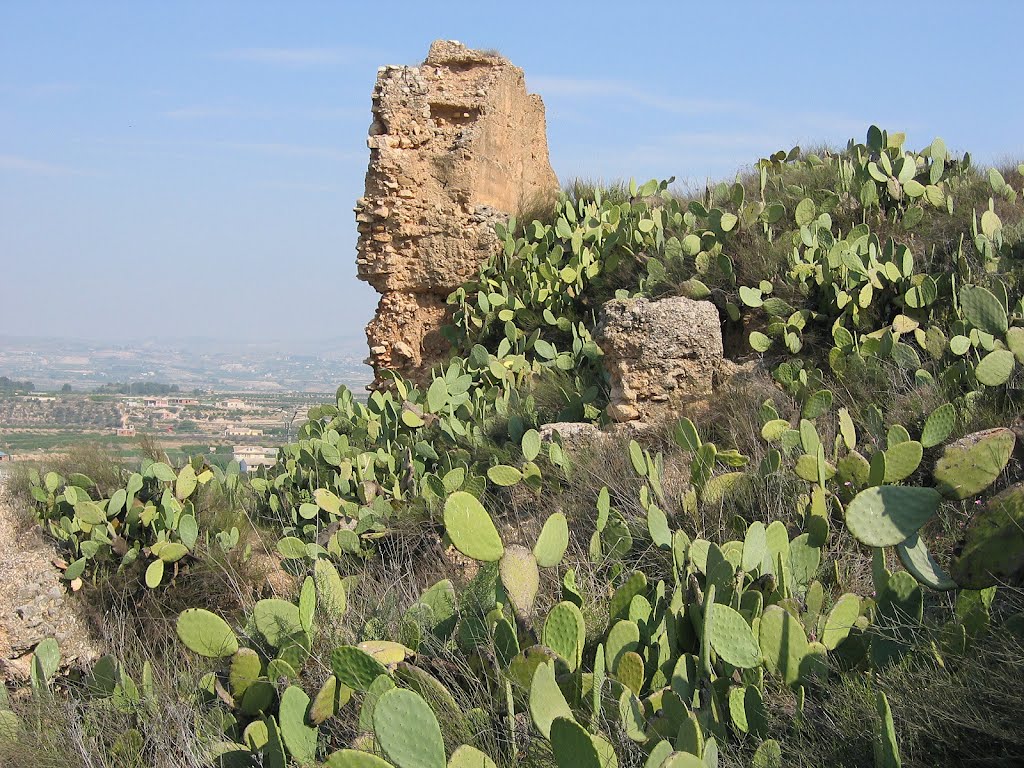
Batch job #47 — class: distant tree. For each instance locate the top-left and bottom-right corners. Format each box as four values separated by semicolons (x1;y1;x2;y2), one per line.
93;381;180;395
61;383;73;393
0;376;34;393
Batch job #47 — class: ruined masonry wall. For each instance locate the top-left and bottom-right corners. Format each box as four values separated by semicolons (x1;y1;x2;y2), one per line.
355;40;559;387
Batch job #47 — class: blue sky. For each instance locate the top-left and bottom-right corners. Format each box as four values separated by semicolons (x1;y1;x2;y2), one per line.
2;1;1022;345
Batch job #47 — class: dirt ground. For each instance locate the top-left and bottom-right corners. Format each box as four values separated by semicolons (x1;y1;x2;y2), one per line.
0;477;101;681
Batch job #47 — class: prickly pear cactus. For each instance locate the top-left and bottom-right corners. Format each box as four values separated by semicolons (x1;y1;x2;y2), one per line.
542;601;586;671
176;609;239;658
951;483;1024;588
707;603;761;668
372;688;446;768
443;491;504;562
933;428;1015;500
330;646;390;691
845;486;941;547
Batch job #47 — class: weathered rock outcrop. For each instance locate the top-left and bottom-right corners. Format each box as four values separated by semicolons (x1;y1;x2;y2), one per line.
596;296;723;423
0;480;102;680
355;40;560;388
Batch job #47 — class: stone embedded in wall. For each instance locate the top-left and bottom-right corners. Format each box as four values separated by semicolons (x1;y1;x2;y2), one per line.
596;296;723;423
355;40;560;388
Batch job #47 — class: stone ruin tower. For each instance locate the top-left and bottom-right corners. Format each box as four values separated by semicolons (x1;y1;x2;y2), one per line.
355;40;560;389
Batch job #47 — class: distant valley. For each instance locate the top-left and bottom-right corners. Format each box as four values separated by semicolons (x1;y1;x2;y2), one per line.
0;334;373;393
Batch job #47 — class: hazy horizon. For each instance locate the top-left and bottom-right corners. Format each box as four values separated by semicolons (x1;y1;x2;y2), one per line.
3;1;1022;344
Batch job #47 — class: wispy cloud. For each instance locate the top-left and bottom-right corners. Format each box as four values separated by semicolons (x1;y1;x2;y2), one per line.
162;104;364;121
214;47;371;67
0;154;85;176
215;141;362;162
528;76;741;115
255;180;343;193
72;136;363;164
548;109;903;185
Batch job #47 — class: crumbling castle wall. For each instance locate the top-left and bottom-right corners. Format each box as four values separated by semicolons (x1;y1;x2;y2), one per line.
355;40;560;388
596;296;724;424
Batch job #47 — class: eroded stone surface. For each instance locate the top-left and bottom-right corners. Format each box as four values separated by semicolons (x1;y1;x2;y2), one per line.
0;481;102;681
356;40;559;387
539;422;604;450
596;296;723;423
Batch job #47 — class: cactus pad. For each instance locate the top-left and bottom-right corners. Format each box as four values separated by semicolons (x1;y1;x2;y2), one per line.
873;691;901;768
542;601;586;671
820;594;861;650
609;571;648;621
950;483;1024;588
708;603;761;668
896;533;956;590
253;599;303;648
487;464;523;487
751;740;782;768
606;620;641;673
615;650;645;696
960;284;1008;335
309;675;351;725
443;491;504;562
279;685;317;766
674;709;704;756
759;605;808;686
331;646;390;691
882;441;923;483
661;753;704;768
933;428;1015;500
228;648;262;697
373;688;446;768
742;521;767;574
533;512;569;567
358;673;395;732
644;740;673;768
844;486;941;547
550;717;601;768
314;559;347;617
920;403;955;448
975;349;1015;386
447;745;497;768
325;750;396;768
239;679;275;716
176;609;238;658
500;545;540;618
618;687;647;742
528;661;573;738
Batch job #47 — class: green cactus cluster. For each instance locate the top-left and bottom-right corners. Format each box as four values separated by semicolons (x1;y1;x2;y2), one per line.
17;124;1024;767
24;456;243;588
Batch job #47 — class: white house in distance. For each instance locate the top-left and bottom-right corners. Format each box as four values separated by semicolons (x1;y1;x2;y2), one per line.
224;426;263;437
232;445;276;471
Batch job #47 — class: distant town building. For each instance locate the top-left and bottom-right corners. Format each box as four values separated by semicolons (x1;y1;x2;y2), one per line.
0;451;11;462
232;445;275;470
219;398;248;410
115;426;136;437
168;397;199;406
21;395;57;402
143;398;169;408
223;426;263;437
